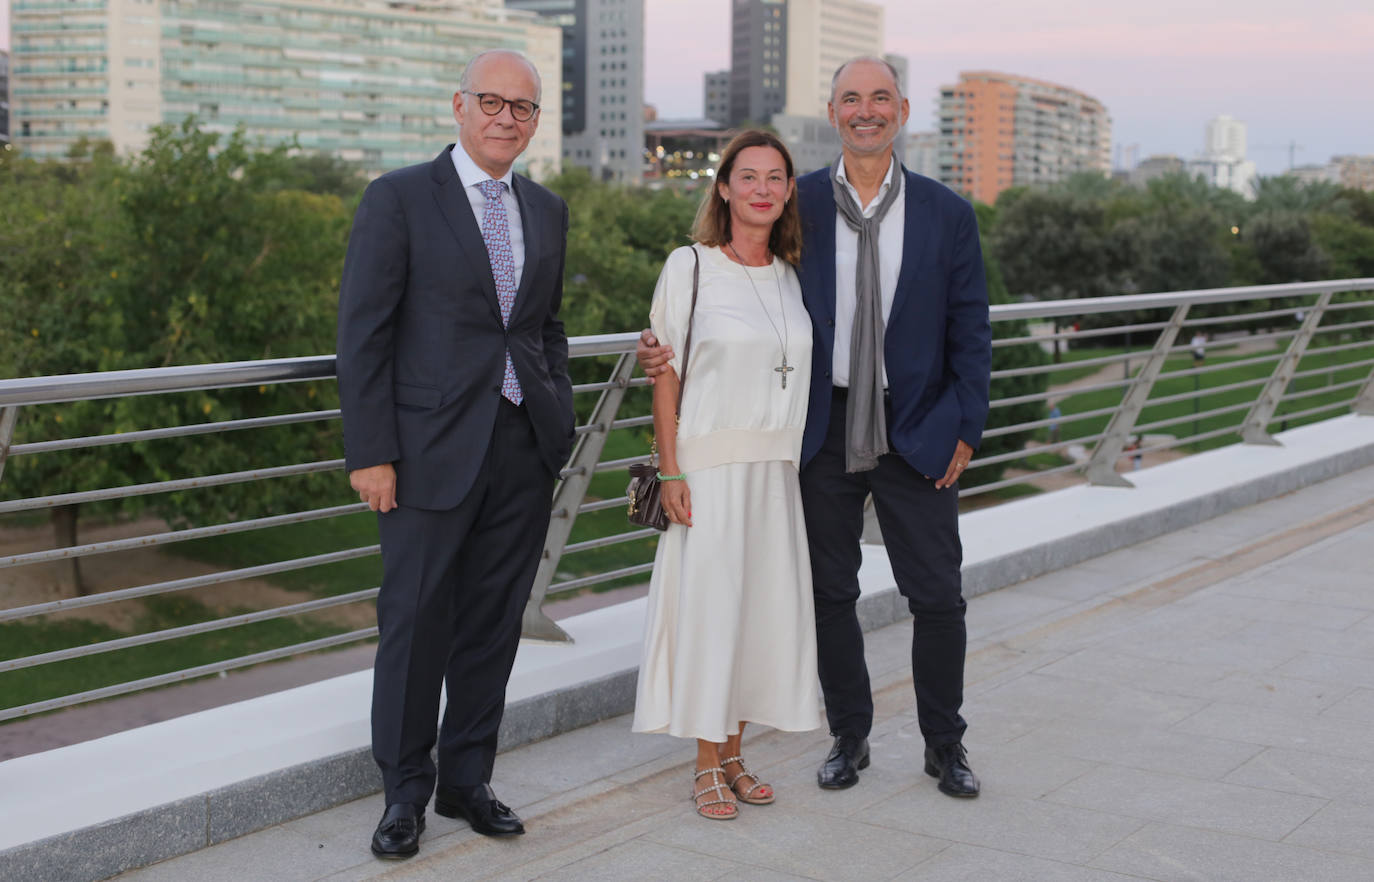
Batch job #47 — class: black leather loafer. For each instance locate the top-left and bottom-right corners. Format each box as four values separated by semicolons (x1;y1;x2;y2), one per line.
817;735;870;790
435;782;525;836
924;742;980;797
370;803;425;859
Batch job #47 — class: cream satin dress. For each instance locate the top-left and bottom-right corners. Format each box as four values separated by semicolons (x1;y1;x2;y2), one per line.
632;245;821;742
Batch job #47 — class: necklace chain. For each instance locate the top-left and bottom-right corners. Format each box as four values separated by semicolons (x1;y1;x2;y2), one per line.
726;241;793;389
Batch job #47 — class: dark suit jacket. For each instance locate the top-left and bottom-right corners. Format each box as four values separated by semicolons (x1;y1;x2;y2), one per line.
797;165;992;478
336;146;574;511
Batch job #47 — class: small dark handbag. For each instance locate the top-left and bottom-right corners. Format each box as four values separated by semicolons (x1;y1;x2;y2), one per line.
627;247;701;531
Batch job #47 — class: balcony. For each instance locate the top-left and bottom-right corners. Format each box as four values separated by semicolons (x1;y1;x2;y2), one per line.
2;280;1374;879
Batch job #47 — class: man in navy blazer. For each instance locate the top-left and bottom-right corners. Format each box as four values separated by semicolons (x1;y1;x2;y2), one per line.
336;49;574;858
638;56;990;797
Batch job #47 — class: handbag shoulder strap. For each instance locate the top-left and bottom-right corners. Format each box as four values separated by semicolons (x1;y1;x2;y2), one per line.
675;245;701;418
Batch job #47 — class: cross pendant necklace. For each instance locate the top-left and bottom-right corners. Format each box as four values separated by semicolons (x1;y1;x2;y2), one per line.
775;357;794;389
727;241;791;390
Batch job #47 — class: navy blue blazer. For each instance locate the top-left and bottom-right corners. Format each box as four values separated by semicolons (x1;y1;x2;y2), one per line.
796;165;992;478
336;146;574;511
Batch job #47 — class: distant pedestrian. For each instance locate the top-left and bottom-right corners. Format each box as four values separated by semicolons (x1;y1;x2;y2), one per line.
1047;404;1062;444
1190;332;1206;365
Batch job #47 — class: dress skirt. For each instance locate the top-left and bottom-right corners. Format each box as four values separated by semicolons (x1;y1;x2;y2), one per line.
632;459;821;742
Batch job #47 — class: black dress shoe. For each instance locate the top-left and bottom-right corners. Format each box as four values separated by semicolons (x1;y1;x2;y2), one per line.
817;735;870;790
435;782;525;836
371;803;425;859
924;742;980;797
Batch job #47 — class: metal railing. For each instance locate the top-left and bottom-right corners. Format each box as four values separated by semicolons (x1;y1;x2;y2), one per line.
2;279;1372;723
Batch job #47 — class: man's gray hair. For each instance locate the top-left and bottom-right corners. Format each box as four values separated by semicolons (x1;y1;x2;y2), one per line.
460;49;542;103
830;56;904;102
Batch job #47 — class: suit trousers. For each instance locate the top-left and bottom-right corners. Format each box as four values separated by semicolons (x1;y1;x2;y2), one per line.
371;398;555;807
800;387;968;746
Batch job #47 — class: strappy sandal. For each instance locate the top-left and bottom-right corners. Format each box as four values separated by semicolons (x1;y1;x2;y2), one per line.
692;767;738;820
720;755;775;805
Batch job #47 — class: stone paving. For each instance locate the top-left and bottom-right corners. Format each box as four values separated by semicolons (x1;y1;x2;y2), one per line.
118;465;1374;881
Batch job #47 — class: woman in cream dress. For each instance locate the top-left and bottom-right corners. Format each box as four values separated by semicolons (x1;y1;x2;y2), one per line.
632;131;820;820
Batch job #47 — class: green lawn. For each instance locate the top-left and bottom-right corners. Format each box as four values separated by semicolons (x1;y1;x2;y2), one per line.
1054;338;1374;452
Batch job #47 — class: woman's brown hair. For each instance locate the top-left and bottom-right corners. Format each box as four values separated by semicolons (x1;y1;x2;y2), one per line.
691;129;802;265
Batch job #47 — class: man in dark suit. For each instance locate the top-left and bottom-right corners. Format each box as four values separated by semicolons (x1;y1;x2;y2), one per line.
336;48;574;859
637;56;990;798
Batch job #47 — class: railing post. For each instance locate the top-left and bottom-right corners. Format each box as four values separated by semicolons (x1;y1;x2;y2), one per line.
1353;363;1374;416
0;406;18;484
1241;291;1332;445
1084;304;1191;487
522;353;639;643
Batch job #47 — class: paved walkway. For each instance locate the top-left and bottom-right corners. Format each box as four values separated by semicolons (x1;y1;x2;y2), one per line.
118;466;1374;882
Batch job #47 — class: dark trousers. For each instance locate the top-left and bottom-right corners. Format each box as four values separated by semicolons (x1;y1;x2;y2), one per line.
800;387;968;746
371;398;554;807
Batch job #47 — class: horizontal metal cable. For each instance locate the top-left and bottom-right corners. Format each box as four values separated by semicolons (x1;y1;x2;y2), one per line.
0;503;368;570
970;433;1104;469
1136;376;1267;409
578;496;632;514
980;405;1118;439
990;319;1170;348
1186;307;1310;327
990;376;1132;409
0;588;380;673
0;459;345;515
1290;357;1374;381
1324;299;1374;312
0;545;379;623
547;562;655;595
1154;351;1283;383
609;415;653;429
1279;379;1366;404
1309;318;1374;335
7;410;341;457
1303;339;1374;358
991;350;1134;380
1134;401;1252;434
593;455;653;474
990;280;1369;322
1272;398;1358;423
1171;329;1292;352
0;356;338;408
571;376;649;394
562;528;659;555
0;627;378;723
958;461;1084;498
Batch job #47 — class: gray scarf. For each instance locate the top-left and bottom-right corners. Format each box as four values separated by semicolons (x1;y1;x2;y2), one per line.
831;156;902;472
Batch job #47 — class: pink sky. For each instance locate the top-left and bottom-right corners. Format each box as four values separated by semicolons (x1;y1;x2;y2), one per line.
6;0;1369;175
646;0;1374;175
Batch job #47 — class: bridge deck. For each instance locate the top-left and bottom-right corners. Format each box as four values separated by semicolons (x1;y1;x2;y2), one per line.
115;461;1374;881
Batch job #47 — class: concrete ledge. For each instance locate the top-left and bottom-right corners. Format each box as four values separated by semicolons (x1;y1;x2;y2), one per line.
4;414;1374;880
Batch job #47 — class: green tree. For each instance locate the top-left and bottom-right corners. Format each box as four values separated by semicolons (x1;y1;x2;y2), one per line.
991;188;1125;359
968;202;1049;489
0;121;354;592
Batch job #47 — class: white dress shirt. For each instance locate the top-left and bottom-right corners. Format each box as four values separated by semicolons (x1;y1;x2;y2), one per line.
832;154;905;388
450;142;525;290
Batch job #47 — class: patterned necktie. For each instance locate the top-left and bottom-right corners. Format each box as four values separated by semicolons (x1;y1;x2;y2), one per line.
477;178;523;405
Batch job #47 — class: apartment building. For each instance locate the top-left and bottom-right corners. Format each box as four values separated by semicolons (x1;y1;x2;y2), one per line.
938;71;1111;204
10;0;562;177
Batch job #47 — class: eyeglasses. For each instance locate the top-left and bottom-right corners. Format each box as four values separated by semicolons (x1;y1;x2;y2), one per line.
463;91;540;122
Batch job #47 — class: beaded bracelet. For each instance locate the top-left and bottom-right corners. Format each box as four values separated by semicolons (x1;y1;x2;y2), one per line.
657;472;686;481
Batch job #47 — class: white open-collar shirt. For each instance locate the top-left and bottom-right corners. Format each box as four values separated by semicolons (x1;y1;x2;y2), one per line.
833;153;905;388
451;140;526;290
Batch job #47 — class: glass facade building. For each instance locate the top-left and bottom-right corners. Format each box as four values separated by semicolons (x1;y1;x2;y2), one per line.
10;0;562;177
